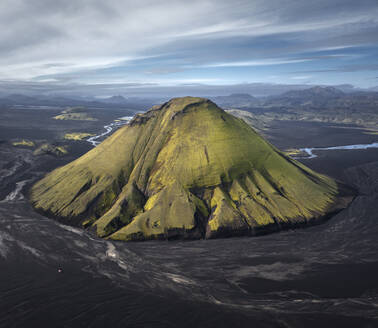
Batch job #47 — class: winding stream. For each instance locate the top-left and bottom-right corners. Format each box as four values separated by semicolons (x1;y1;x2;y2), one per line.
297;141;378;159
3;179;30;202
86;116;134;146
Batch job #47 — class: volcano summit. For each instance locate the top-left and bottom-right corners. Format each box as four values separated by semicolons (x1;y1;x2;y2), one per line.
30;97;354;241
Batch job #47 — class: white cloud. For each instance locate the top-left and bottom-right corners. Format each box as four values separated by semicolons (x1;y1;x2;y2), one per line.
199;58;312;68
290;75;312;80
0;0;376;82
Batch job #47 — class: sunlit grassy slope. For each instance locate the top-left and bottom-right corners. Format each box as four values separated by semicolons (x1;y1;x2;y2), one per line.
64;132;95;140
30;97;354;241
53;113;97;121
12;139;35;147
53;107;97;121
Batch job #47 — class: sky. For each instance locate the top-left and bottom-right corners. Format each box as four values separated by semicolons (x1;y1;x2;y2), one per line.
0;0;378;96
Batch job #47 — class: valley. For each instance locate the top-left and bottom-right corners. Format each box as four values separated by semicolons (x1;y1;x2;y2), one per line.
0;98;377;327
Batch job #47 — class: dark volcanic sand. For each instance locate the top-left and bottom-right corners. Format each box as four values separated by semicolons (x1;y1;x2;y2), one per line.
0;105;134;141
266;120;378;149
264;120;378;180
0;111;378;328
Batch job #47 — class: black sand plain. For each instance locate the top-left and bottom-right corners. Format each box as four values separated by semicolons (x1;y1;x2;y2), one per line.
0;104;377;328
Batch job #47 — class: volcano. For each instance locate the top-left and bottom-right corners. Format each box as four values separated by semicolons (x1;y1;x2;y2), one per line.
30;97;354;241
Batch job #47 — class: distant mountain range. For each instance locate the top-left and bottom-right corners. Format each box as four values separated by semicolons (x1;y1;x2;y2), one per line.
265;86;345;107
0;93;154;110
210;93;260;108
212;86;378;110
1;86;377;126
263;86;378;111
99;95;129;104
213;86;378;126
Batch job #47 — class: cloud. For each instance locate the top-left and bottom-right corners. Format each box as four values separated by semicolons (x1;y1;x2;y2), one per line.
199;58;313;68
291;64;378;74
0;0;377;87
290;75;312;80
0;80;315;98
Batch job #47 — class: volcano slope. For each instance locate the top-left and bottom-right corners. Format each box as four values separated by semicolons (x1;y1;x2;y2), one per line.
30;97;354;241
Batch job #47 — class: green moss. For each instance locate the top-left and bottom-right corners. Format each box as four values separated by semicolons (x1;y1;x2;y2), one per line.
12;139;35;147
95;183;145;237
33;144;68;156
110;181;202;241
284;148;304;156
30;97;353;241
206;186;249;238
53;113;97;121
229;178;275;227
363;129;378;135
53;107;96;121
64;132;95;140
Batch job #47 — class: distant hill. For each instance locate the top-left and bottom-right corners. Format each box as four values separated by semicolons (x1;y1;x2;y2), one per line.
264;86;345;108
0;94;43;106
53;106;97;121
225;86;378;127
210;93;260;108
264;87;378;113
0;93;154;111
100;95;128;104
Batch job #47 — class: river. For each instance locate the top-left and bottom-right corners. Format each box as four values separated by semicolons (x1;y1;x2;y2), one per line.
86;116;134;146
295;142;378;159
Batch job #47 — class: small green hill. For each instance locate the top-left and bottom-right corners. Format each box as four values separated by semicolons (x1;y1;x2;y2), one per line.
12;139;35;147
53;107;97;121
31;97;354;241
33;144;68;156
64;132;95;140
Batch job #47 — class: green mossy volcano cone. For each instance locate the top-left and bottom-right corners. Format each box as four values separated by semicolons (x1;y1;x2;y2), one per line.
30;97;354;241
